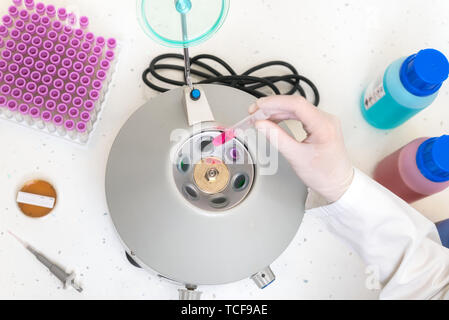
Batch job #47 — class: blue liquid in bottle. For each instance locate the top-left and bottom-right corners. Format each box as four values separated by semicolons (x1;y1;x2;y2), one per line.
361;49;449;129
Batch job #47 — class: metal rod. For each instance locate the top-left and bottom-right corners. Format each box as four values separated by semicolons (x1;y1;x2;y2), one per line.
181;13;193;88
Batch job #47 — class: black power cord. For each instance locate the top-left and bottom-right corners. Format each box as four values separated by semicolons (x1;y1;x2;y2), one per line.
142;53;320;106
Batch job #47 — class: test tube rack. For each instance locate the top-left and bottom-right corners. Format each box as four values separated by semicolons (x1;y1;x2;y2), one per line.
0;0;118;144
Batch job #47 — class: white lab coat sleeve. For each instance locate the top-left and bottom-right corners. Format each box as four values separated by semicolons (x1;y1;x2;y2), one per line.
307;168;449;300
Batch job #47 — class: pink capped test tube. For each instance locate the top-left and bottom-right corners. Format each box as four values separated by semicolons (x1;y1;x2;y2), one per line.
11;88;22;100
16;43;27;54
14;19;24;31
89;90;100;102
13;53;24;64
66;48;76;59
63;25;73;36
54;44;65;56
25;0;35;10
41;110;53;131
52;20;63;32
35;60;45;72
61;93;72;104
19;10;29;22
23;56;34;68
65;82;76;94
2;50;12;61
6;39;16;51
40;16;50;28
53;114;65;135
28;106;40;125
49;88;60;100
57;8;67;21
76;51;87;62
58;33;69;45
36;2;46;15
45;99;56;111
69;72;80;83
39;49;50;61
19;66;30;78
13;0;23;7
43;40;54;51
79;16;89;29
53;79;64;90
8;6;19;18
84;100;95;112
16;103;29;122
74;28;84;40
31;13;40;24
41;74;52;85
10;29;21;40
61;58;72;69
27;46;38;58
107;38;117;49
96;36;105;47
4;74;15;85
46;5;56;17
0;60;6;70
84;65;94;76
25;22;36;34
96;70;107;82
47;30;58;42
68;107;79;119
57;67;68;79
70;38;81;49
105;50;115;62
31;36;42;48
22;92;33;104
65;119;76;139
73;97;83;109
1;84;11;95
30;71;41;82
15;77;26;89
85;32;95;43
33;95;44;109
76;121;89;142
21;32;32;44
37;85;48;96
45;64;56;75
88;55;98;67
0;25;8;37
76;86;87;97
92;45;103;57
5;100;18;118
36;25;46;37
2;15;14;27
57;103;68;115
8;62;19;74
26;81;37;93
81;41;91;53
80;75;91;87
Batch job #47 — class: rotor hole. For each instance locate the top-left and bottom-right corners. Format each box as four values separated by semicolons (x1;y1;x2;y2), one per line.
233;173;249;191
183;184;199;200
210;196;229;209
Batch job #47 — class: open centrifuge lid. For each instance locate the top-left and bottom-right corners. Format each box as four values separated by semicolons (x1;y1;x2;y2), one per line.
137;0;230;48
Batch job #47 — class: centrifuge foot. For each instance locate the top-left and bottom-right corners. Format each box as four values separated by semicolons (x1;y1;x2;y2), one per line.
251;266;276;289
178;284;202;300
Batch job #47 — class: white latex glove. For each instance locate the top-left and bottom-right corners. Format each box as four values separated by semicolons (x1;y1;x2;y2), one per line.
250;95;354;203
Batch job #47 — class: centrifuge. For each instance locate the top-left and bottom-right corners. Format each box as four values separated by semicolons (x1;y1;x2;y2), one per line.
105;0;308;299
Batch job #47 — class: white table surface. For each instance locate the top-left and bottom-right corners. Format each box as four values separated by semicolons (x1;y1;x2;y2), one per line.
1;0;448;300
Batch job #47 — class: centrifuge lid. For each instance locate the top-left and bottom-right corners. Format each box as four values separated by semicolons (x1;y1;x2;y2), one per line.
137;0;230;48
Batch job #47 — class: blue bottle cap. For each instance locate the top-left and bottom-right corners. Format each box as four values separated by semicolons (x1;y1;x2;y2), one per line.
400;49;449;96
416;135;449;183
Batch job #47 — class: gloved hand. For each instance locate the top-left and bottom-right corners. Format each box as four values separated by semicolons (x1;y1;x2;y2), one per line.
250;95;354;203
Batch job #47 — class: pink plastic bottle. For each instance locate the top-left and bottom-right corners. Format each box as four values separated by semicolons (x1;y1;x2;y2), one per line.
374;135;449;203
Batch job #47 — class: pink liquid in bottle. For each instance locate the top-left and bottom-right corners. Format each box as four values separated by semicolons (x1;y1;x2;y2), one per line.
374;136;449;203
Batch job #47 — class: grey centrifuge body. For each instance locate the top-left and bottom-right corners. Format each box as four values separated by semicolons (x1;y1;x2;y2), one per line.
105;84;307;290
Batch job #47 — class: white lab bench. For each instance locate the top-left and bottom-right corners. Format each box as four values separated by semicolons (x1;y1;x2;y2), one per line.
1;0;448;300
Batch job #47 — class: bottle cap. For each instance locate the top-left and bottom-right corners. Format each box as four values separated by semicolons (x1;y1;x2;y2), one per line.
400;49;449;96
416;135;449;182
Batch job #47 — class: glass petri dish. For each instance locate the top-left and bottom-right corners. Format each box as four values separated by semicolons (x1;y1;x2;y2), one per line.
137;0;230;48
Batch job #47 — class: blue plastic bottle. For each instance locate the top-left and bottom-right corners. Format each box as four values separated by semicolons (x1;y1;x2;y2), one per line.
361;49;449;129
436;219;449;249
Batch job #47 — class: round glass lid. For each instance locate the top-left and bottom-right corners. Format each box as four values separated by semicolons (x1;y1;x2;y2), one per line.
137;0;230;48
